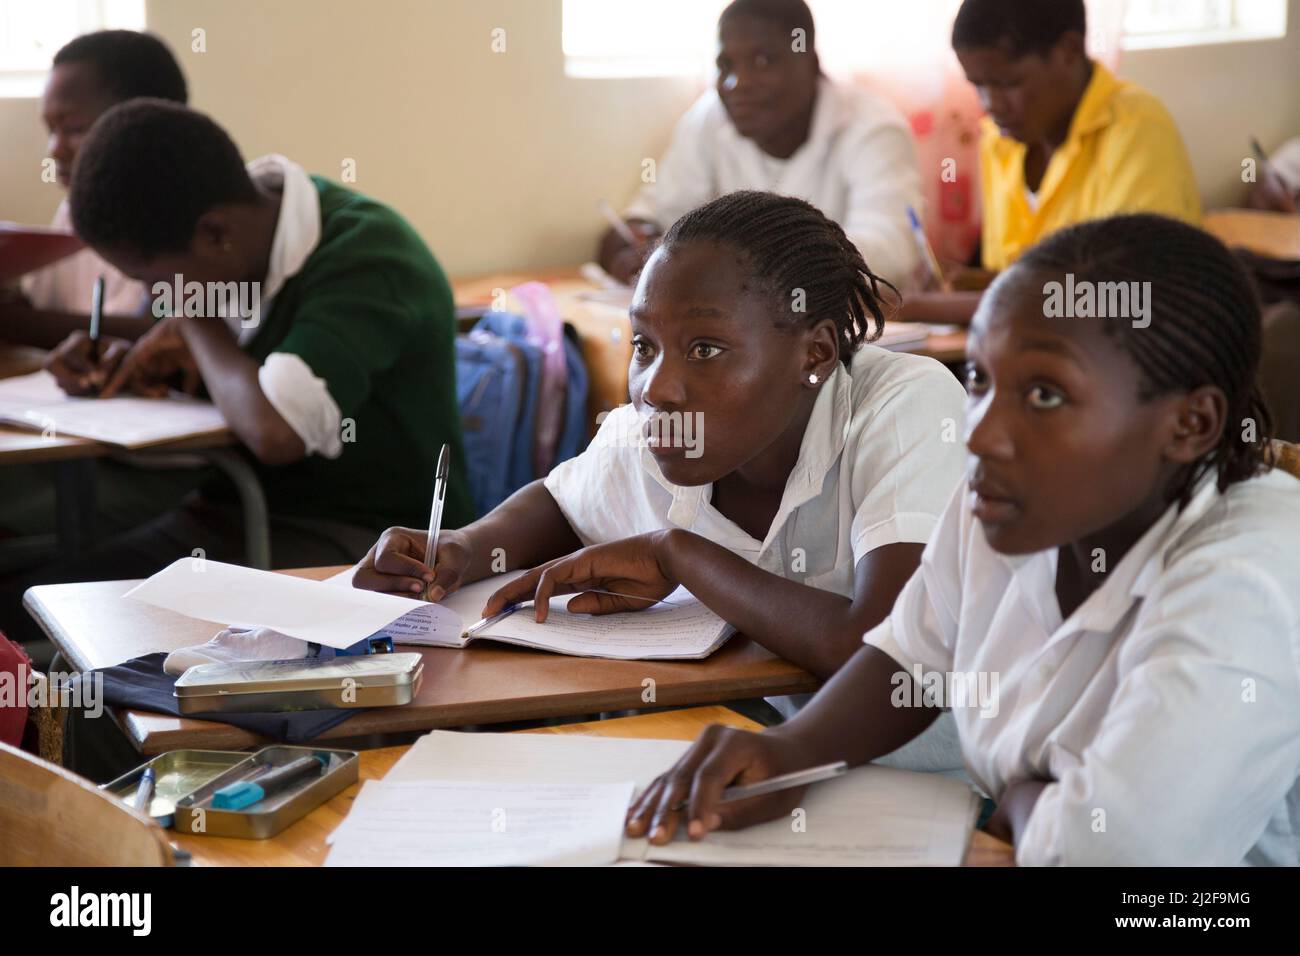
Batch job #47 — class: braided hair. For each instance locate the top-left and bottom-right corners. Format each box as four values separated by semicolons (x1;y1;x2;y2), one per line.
1013;213;1274;504
659;190;895;367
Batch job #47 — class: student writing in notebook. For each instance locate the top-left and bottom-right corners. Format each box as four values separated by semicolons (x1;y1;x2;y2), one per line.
902;0;1200;326
357;191;968;770
0;101;473;645
596;0;923;291
0;32;195;596
0;30;187;348
625;214;1300;866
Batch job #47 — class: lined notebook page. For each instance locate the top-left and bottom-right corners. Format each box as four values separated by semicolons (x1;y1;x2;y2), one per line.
637;765;980;867
384;731;980;866
0;370;226;448
471;585;732;659
325;779;634;867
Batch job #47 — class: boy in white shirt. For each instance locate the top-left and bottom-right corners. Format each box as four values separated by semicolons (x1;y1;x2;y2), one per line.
1;30;187;347
596;0;922;291
627;213;1300;866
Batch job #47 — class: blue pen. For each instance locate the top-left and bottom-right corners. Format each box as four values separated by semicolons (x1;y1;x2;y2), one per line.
906;205;949;292
130;766;156;813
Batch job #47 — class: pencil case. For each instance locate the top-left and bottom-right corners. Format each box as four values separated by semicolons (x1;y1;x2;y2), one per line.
172;652;424;714
102;745;359;838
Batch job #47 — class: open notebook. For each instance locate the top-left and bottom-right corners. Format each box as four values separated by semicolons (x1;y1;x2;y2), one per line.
0;370;227;448
368;569;735;661
325;731;981;867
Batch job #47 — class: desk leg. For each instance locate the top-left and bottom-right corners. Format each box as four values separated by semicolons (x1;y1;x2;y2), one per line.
55;459;96;558
193;447;271;570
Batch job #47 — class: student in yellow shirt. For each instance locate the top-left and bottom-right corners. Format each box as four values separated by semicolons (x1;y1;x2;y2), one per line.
905;0;1200;325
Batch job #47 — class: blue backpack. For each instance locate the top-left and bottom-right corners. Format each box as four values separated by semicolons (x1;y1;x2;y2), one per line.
455;312;589;517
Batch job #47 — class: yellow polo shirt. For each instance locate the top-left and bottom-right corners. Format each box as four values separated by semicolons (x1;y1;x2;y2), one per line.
979;62;1200;271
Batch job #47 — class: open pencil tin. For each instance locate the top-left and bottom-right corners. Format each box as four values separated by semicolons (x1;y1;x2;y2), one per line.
103;745;359;838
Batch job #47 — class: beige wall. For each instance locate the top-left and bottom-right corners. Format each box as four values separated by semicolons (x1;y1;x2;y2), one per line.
2;0;1298;275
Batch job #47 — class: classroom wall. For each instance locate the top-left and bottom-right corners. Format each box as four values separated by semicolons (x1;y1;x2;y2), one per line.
2;0;1298;276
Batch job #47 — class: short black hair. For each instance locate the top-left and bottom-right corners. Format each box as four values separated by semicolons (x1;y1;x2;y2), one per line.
660;191;894;367
720;0;816;50
69;99;257;258
1010;213;1274;504
952;0;1086;58
53;30;187;104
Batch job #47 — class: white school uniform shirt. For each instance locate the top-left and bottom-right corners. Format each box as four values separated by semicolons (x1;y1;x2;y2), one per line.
624;77;924;290
865;469;1300;866
20;200;149;316
232;154;343;459
544;345;967;717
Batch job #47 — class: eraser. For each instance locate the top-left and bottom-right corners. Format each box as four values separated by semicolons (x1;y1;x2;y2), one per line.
212;779;265;810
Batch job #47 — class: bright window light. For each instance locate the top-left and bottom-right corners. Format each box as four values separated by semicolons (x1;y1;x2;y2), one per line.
0;0;146;97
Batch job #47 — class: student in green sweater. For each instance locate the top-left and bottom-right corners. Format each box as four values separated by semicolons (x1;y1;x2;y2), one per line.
0;99;471;641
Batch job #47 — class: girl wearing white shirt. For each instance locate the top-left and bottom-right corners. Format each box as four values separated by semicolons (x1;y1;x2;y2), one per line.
625;213;1300;866
356;191;966;720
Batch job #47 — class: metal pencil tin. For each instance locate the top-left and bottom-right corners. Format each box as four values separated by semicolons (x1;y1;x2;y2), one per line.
172;652;424;714
101;749;250;827
172;745;360;839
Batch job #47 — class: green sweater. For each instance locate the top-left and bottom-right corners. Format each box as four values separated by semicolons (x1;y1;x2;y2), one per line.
212;177;473;533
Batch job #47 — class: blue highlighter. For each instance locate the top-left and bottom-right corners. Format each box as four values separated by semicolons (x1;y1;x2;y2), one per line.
212;754;329;811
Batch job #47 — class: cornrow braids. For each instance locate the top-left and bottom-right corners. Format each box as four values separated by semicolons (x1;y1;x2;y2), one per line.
660;190;895;367
1015;213;1274;505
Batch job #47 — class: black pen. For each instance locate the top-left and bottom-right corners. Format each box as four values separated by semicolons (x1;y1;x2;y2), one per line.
88;274;104;363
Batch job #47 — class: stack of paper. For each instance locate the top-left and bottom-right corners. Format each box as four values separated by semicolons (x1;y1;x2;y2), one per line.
323;731;980;867
131;559;733;660
325;780;635;867
0;370;227;448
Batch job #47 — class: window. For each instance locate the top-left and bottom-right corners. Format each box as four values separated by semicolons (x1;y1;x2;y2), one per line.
0;0;146;97
562;0;730;78
562;0;1289;78
1122;0;1287;49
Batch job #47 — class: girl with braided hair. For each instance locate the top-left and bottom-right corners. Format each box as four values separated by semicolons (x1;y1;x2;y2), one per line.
358;190;969;767
627;213;1300;866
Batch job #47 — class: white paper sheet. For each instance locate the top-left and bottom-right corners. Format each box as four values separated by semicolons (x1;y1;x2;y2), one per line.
473;585;732;659
335;569;730;660
384;731;980;866
123;558;455;649
388;730;693;788
0;370;227;448
324;779;635;867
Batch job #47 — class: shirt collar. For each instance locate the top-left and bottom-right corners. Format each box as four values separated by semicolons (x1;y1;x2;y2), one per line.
982;61;1120;161
646;360;853;551
237;154;321;343
1005;471;1221;640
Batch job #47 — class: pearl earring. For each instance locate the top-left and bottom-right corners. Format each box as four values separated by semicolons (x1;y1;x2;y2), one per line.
808;373;819;385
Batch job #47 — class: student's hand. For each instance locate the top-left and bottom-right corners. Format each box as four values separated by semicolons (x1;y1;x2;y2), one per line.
481;532;678;621
43;330;132;396
597;221;660;285
99;316;201;399
353;526;472;599
626;724;813;844
1247;167;1298;214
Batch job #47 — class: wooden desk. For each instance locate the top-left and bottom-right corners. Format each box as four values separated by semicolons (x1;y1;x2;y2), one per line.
171;705;1014;867
24;566;818;755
